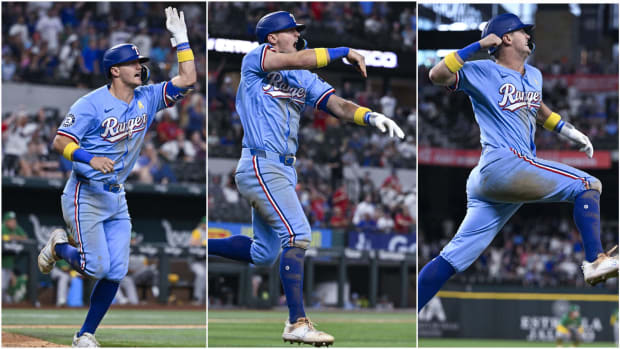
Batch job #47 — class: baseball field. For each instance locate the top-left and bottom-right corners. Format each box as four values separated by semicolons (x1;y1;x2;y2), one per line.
2;307;206;347
208;309;416;347
419;338;617;347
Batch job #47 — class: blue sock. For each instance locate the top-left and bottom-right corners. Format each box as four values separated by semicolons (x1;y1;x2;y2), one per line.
418;255;456;312
280;247;306;323
78;279;119;336
574;190;603;262
55;243;83;271
208;236;253;263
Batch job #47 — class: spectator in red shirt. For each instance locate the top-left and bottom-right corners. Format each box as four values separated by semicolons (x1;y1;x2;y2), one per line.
394;206;414;234
329;206;349;229
156;110;179;143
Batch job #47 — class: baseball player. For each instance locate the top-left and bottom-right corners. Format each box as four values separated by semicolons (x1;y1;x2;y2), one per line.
418;13;618;312
555;305;584;347
37;7;195;347
208;11;404;347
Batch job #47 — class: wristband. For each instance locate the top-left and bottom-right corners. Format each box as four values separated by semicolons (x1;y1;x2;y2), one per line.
314;48;329;68
543;112;563;131
73;148;95;164
444;52;464;73
327;47;349;61
176;42;194;62
63;143;94;164
354;107;372;126
456;42;481;61
62;142;79;161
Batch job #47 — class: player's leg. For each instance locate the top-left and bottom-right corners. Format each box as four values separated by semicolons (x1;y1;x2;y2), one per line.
249;157;333;345
208;234;253;263
487;150;615;284
76;216;130;340
418;200;521;311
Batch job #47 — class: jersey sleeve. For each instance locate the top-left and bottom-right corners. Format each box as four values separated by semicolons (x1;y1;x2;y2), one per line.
136;81;169;114
302;71;335;109
451;60;489;95
57;98;97;143
240;44;271;86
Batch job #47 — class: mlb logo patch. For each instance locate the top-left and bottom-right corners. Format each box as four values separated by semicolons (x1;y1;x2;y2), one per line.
62;113;76;127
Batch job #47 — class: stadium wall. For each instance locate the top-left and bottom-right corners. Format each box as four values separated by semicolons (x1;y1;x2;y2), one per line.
419;286;618;342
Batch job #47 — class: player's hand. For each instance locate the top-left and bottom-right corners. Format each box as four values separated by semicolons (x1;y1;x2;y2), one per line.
560;126;594;158
346;50;367;78
578;135;594;158
165;6;188;47
479;33;502;50
90;157;116;174
367;112;405;139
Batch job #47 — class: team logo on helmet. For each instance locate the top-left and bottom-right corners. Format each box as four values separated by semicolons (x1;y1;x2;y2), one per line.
62;113;76;127
131;45;139;55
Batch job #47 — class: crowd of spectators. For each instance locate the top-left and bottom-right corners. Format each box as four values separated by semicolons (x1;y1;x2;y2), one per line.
418;62;619;150
208;2;416;52
419;214;618;289
1;3;206;185
2;2;206;91
209;165;416;234
2;92;206;184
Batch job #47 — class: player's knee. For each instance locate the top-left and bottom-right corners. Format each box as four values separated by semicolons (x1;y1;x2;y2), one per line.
589;179;602;194
90;263;111;280
251;248;280;266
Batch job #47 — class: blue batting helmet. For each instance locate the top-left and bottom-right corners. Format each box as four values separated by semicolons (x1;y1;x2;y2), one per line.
482;13;534;55
103;43;149;78
255;11;306;44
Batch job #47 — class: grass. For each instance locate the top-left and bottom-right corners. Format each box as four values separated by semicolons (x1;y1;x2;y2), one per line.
419;338;617;347
208;309;416;347
2;308;206;347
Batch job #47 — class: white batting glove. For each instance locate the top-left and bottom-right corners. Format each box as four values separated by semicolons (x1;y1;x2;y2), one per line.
559;125;594;158
165;6;188;47
367;112;405;139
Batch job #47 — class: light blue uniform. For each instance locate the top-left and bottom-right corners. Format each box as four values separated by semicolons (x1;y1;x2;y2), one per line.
235;43;334;265
57;81;175;281
440;60;598;272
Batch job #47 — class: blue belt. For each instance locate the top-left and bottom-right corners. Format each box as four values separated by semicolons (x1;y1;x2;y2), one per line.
75;175;123;193
242;148;296;166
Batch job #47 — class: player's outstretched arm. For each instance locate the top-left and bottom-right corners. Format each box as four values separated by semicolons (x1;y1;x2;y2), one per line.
52;134;115;174
325;94;404;139
429;33;502;86
536;102;594;158
263;48;367;77
166;7;196;89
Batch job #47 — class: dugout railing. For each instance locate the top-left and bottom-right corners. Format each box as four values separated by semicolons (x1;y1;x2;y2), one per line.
2;241;206;306
208;247;415;309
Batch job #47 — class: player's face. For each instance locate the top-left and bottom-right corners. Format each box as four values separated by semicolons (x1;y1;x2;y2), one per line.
115;60;142;87
272;28;300;53
507;29;531;56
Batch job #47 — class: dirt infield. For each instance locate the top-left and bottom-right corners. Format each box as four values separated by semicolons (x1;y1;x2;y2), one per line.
2;332;68;347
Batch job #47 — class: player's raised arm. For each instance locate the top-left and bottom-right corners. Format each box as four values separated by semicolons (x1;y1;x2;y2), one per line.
165;7;196;89
52;134;115;174
325;94;404;139
263;46;367;78
428;33;502;86
536;102;594;158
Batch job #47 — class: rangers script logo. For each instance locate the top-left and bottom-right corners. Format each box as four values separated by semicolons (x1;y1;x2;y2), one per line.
263;72;306;105
100;114;147;142
498;83;541;112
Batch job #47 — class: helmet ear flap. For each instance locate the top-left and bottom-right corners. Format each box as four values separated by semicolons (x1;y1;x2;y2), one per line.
295;38;308;51
141;65;150;85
